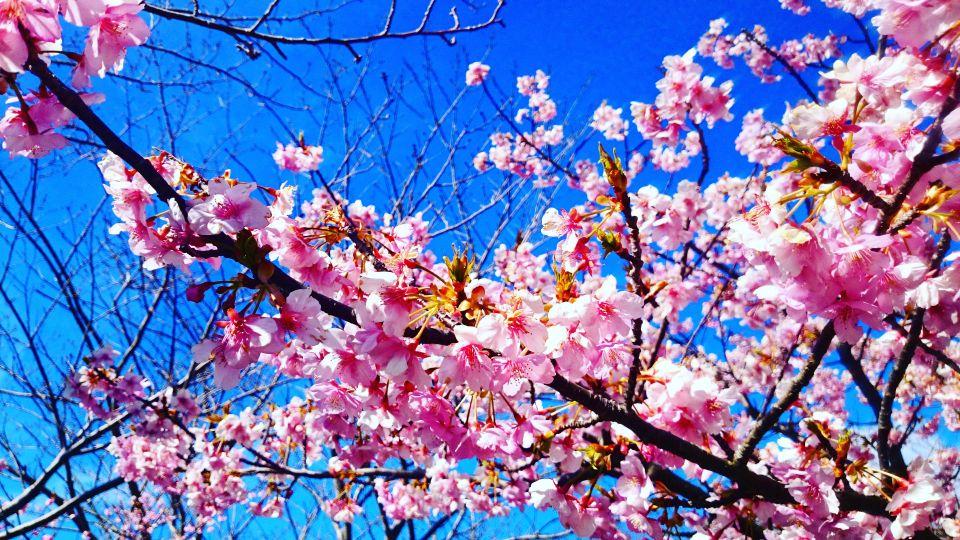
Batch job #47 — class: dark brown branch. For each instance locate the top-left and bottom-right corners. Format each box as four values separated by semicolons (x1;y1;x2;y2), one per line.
733;321;836;466
546;374;795;504
884;315;960;374
240;466;424;481
850;16;876;54
877;307;923;477
813;162;892;213
838;342;882;417
877;232;951;477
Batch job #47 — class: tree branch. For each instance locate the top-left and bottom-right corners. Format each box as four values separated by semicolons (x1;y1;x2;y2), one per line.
733;321;835;466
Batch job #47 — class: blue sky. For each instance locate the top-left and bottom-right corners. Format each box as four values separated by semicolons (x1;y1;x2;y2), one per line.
22;0;867;220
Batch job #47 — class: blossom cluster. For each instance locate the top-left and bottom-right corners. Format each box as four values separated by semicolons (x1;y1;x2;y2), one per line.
698;18;844;86
472;69;564;187
273;139;324;173
0;0;149;157
586;50;734;173
10;0;960;537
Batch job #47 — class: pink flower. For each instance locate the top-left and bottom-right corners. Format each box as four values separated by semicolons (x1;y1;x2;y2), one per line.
645;359;735;438
73;0;150;87
476;311;548;354
590;101;629;141
736;109;783;166
0;107;67;158
109;431;189;489
528;479;598;537
89;343;119;367
822;296;884;343
851;122;908;171
322;346;377;387
109;199;197;272
355;326;429;385
0;0;60;73
0;20;27;73
251;497;284;518
784;464;840;520
465;61;490;86
61;0;108;26
400;390;465;450
784;98;851;140
277;288;328;345
780;0;810;15
216;409;265;446
551;276;644;342
189;176;270;235
824;53;910;102
887;461;946;539
472;151;490;172
541;207;585;238
197;309;281;388
273;141;323;173
323;498;361;523
101;152;154;221
307;381;361;418
609;456;662;537
439;325;494;390
264;220;321;270
517;70;549;96
170;389;200;420
943;107;960;141
1;92;104;158
872;0;960;49
355;271;417;337
498;352;554;395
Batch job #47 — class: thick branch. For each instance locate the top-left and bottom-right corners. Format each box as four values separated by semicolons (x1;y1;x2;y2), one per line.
0;477;124;539
733;321;835;466
877;232;952;476
813;162;892;214
26;57;455;347
838;342;882;417
877;307;923;477
546;374;794;504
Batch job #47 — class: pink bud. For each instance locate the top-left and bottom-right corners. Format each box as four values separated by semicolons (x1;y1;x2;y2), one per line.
186;284;207;302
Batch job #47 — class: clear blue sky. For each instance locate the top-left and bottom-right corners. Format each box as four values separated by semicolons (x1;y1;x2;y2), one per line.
22;0;864;219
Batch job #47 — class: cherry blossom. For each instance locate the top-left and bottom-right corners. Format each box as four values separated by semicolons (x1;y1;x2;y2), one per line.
9;0;960;537
465;61;490;86
273;140;324;173
72;0;149;87
188;175;270;235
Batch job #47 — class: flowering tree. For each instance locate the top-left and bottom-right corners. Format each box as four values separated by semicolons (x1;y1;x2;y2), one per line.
1;0;960;538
